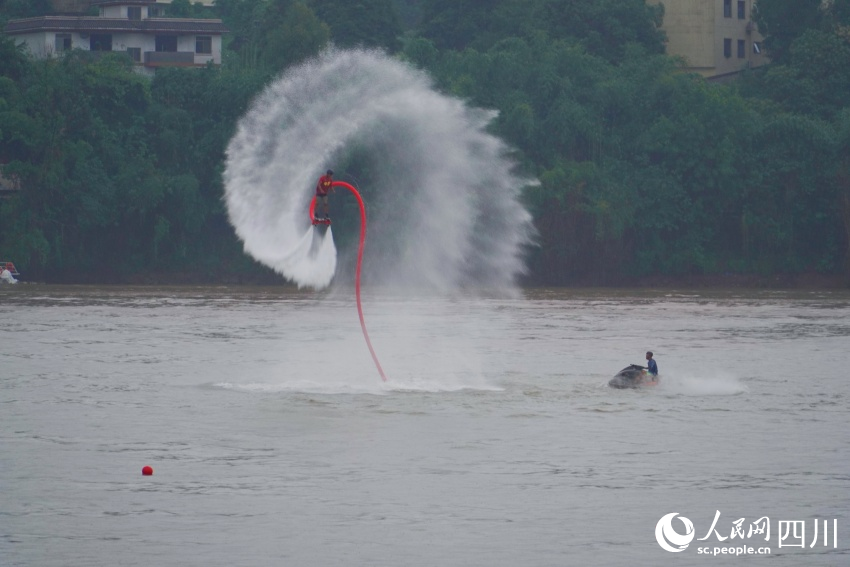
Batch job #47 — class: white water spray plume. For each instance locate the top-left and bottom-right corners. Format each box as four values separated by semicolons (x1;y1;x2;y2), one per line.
224;48;535;293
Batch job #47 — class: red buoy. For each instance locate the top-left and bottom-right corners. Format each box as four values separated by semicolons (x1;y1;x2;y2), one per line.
142;465;153;476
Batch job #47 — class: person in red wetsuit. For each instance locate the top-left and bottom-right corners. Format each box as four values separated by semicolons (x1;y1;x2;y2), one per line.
315;169;335;220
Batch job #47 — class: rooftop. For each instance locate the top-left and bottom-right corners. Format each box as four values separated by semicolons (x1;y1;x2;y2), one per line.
90;0;156;5
5;15;228;34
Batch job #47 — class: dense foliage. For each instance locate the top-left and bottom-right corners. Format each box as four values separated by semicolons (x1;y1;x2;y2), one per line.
0;0;848;285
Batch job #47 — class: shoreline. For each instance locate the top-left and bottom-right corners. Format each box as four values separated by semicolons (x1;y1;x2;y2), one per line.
4;271;849;290
629;272;849;290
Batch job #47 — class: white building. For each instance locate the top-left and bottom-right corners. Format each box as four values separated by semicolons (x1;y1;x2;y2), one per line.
4;0;227;76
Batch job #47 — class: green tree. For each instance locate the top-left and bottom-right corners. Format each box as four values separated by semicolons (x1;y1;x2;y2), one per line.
836;109;850;277
215;0;329;73
742;1;850;121
745;115;841;273
1;0;847;284
210;0;261;52
752;0;823;64
416;0;664;59
537;0;666;61
392;0;423;30
309;0;403;52
259;1;330;71
0;34;28;80
0;0;52;20
168;0;194;17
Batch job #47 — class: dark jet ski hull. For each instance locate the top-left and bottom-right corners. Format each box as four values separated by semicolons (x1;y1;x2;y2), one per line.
608;364;657;389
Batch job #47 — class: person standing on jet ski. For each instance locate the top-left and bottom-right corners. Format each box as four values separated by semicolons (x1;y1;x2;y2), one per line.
644;351;658;379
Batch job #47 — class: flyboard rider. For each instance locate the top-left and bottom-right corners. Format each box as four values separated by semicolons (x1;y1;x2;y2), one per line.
315;169;335;221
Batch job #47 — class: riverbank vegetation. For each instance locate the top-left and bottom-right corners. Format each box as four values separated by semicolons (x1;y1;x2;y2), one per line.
1;0;848;285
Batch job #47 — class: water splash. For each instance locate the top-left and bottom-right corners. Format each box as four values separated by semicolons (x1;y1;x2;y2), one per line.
223;48;535;293
659;373;750;396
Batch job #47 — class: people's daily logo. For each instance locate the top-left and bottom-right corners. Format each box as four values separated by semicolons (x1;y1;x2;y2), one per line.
655;513;695;552
655;510;838;556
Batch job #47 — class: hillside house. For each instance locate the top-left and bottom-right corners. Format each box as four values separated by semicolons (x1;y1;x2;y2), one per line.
3;0;227;76
653;0;769;79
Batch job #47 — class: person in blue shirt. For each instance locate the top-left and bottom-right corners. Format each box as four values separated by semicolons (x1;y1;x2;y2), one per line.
645;351;658;378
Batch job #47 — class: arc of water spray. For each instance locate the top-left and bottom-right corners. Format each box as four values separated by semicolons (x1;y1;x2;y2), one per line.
310;181;387;382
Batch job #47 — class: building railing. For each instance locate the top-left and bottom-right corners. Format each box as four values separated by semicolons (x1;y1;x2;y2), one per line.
143;51;195;65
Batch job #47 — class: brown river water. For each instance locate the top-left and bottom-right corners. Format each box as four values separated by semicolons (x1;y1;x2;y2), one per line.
2;285;848;566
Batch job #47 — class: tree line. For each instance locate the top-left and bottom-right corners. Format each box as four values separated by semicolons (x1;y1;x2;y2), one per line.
0;0;848;285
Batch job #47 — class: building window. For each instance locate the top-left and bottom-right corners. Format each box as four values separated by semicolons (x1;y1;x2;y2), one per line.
724;38;732;58
155;35;178;52
128;6;141;20
148;6;163;17
753;41;761;54
724;0;732;18
90;34;113;51
196;36;212;54
737;39;746;58
55;33;72;52
737;1;746;19
127;47;141;62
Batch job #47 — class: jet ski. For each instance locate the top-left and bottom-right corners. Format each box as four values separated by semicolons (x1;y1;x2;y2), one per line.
608;364;658;389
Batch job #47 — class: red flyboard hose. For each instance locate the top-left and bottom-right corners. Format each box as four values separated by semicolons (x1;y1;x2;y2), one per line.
309;196;317;222
310;182;388;381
